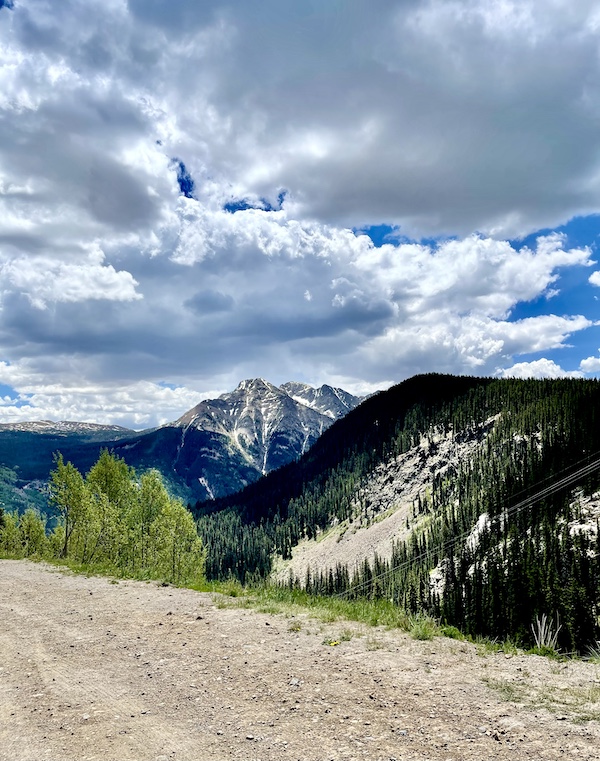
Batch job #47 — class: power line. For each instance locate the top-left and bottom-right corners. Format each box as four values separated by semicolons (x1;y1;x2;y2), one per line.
334;453;600;599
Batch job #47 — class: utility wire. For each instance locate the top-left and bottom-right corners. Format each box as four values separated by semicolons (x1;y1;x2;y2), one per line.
334;452;600;599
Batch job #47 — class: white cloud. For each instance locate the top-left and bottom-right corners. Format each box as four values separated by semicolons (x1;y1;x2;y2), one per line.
360;313;592;378
580;354;600;373
0;0;598;424
5;0;600;239
0;359;212;428
353;232;591;319
0;244;141;309
0;191;594;423
499;358;584;379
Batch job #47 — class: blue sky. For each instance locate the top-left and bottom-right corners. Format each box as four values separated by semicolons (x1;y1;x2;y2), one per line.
361;217;600;376
508;216;600;371
1;0;600;427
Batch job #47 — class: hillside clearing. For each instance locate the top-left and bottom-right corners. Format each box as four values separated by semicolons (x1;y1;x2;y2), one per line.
1;560;599;761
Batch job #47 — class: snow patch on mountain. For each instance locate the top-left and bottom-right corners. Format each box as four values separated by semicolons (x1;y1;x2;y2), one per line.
280;381;362;419
167;379;364;490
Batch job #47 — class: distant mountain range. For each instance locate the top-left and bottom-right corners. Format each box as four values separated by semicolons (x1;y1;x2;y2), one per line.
0;421;132;437
0;379;363;506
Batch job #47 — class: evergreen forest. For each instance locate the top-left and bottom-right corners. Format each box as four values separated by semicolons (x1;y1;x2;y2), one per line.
193;374;600;652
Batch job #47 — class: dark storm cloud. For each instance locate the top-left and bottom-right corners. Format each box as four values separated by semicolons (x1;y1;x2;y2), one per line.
126;0;218;33
87;158;160;229
184;289;234;315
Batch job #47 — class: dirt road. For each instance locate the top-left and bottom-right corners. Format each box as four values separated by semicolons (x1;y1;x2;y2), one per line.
1;560;599;760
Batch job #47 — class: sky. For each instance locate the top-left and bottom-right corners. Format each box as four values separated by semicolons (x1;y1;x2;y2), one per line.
1;0;600;428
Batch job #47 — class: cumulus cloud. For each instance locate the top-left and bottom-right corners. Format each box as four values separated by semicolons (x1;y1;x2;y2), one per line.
0;0;598;425
0;245;141;309
580;354;600;373
0;359;214;428
5;0;600;237
125;0;600;237
499;358;584;380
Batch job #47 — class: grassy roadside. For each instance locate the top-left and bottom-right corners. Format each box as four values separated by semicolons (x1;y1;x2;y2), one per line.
6;553;599;664
201;580;526;651
204;580;600;664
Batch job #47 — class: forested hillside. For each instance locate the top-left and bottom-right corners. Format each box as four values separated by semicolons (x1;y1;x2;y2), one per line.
194;374;600;652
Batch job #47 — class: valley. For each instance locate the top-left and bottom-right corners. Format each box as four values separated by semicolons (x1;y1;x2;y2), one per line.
2;373;600;654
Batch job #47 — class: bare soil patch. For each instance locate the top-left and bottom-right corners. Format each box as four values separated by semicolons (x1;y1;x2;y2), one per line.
1;560;599;760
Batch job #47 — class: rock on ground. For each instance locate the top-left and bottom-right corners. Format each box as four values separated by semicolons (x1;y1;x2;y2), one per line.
1;560;599;761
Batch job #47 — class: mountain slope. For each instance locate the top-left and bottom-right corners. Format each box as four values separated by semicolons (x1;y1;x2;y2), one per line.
174;379;343;474
102;378;362;501
0;422;134;482
0;380;363;504
194;374;600;652
0;422;136;529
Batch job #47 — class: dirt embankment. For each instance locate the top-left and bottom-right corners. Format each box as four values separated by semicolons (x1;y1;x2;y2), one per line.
1;560;599;761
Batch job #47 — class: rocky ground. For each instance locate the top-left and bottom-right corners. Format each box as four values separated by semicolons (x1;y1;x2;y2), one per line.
1;559;599;761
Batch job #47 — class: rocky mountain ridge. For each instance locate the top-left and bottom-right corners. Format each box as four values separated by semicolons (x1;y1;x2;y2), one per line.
0;420;133;438
169;378;361;480
0;379;363;505
141;378;363;499
279;381;361;419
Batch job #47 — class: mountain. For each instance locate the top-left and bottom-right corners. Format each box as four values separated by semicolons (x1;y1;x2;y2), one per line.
105;378;362;501
0;421;133;437
0;422;136;529
173;378;363;474
0;421;134;481
194;374;600;652
0;380;363;505
280;381;362;419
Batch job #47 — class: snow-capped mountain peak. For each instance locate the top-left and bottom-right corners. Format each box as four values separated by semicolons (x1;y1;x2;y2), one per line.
280;381;362;419
163;379;364;496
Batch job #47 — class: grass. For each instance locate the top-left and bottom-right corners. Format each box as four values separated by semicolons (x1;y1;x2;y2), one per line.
476;638;520;657
439;624;465;640
33;554;213;590
483;677;523;703
530;613;562;656
484;677;600;723
15;556;595;667
210;581;600;668
585;641;600;664
409;613;438;641
527;645;564;659
206;582;577;660
211;583;418;631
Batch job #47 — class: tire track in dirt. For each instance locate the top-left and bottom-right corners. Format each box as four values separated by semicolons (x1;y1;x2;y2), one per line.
1;559;600;761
